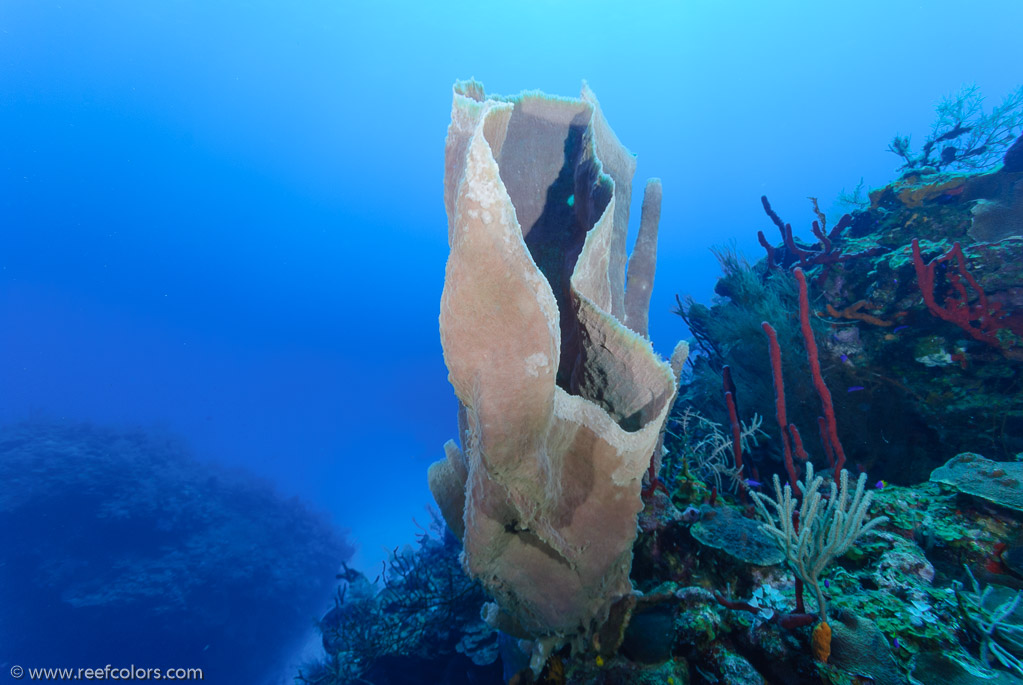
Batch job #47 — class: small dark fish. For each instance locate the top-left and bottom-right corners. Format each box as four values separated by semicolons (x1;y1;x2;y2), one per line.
847;386;865;392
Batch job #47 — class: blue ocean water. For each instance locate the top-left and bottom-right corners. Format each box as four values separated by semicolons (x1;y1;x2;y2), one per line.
1;1;1021;682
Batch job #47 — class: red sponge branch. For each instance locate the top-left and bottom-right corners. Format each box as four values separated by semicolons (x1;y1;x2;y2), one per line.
759;196;884;273
795;268;847;474
722;366;744;479
911;238;1007;348
762;321;798;491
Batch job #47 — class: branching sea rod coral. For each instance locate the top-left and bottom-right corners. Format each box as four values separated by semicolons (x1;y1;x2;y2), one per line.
750;463;888;621
888;84;1023;172
428;80;676;666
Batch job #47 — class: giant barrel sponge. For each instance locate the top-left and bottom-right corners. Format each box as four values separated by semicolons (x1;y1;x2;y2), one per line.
429;80;676;665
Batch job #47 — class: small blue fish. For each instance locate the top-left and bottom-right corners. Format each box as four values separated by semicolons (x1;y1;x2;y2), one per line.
847;386;865;392
824;579;830;588
840;354;849;363
893;325;909;333
893;637;901;650
744;478;762;489
876;480;887;490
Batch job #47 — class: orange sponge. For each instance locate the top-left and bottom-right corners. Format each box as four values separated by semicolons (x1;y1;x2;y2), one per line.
812;621;832;663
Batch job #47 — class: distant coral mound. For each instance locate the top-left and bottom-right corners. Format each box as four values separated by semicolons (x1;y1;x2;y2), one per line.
0;420;352;684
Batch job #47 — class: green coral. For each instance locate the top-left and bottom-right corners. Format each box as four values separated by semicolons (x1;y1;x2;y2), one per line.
931;453;1023;515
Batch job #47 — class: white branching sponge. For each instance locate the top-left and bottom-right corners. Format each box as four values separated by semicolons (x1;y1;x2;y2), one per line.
750;463;889;620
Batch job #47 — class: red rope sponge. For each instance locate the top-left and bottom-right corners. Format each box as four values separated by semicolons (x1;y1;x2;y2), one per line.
795;268;846;474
